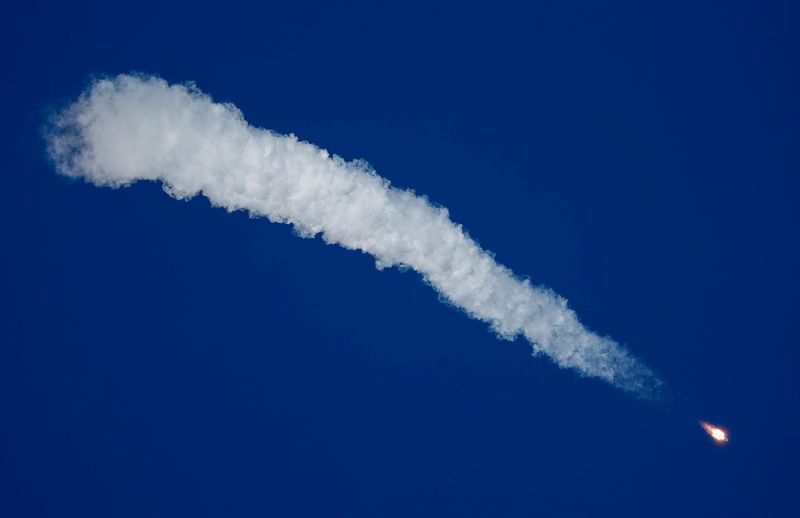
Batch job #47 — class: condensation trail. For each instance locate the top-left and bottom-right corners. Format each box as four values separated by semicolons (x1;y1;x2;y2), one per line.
45;74;663;398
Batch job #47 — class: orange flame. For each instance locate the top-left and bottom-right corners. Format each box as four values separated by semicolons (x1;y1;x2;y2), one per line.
700;421;728;443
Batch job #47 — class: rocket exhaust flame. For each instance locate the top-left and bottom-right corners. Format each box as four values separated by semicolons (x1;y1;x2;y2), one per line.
700;421;728;443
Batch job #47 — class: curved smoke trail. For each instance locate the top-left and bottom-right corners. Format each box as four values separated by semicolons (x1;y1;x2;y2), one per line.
45;73;662;398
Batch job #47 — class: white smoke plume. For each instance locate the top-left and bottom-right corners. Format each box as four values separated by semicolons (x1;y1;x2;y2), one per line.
45;73;662;398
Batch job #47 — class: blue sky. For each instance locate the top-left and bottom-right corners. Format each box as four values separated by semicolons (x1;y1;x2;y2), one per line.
1;1;798;516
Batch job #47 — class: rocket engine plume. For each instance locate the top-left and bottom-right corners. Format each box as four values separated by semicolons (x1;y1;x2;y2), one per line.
44;73;664;398
700;421;729;443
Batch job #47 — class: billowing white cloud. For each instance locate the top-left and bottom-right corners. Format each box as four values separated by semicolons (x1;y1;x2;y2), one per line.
46;73;662;398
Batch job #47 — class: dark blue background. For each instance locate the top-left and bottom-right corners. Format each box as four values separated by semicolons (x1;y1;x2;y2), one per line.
2;1;798;516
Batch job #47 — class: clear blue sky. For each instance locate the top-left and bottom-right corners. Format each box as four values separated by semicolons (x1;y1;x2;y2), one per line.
1;1;798;516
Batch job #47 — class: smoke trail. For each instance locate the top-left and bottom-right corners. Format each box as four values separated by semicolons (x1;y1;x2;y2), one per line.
45;73;662;398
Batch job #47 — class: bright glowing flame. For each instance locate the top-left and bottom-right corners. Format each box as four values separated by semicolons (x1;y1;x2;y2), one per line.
700;421;728;443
